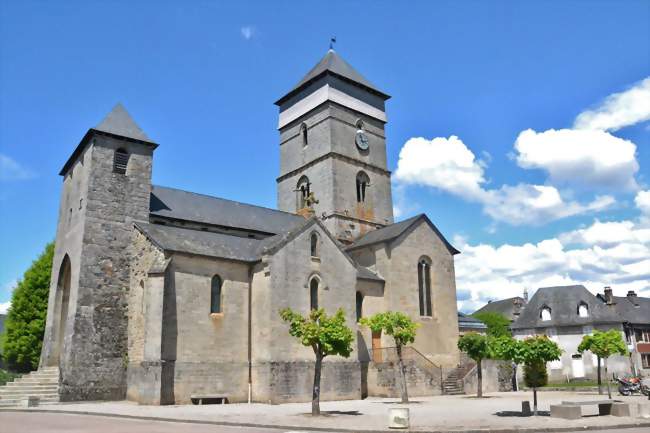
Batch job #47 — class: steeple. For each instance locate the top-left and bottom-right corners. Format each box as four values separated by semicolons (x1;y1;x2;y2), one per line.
94;103;153;143
276;50;389;105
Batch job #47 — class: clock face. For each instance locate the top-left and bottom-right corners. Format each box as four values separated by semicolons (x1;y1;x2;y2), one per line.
355;130;369;151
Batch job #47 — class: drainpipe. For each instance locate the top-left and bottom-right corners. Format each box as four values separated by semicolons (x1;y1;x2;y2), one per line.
248;263;253;404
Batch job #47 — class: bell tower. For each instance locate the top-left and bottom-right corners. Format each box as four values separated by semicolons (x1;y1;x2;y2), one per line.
275;50;393;243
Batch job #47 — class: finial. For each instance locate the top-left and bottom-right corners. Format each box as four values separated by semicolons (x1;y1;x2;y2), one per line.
329;36;336;50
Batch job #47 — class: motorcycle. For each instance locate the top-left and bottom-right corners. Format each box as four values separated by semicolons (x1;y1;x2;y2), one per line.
617;376;650;396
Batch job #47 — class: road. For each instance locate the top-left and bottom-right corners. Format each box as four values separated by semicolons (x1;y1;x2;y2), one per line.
1;412;649;433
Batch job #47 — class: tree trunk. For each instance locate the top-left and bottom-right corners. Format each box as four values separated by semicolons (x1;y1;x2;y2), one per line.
312;352;323;416
477;359;483;398
597;356;602;395
396;344;409;403
533;387;538;416
604;357;611;400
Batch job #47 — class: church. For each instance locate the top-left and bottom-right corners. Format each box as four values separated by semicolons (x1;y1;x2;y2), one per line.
38;50;461;404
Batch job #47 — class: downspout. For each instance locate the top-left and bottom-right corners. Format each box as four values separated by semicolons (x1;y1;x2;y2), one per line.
248;263;253;404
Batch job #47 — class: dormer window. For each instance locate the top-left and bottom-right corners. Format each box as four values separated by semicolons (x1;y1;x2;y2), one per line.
113;148;129;174
540;306;552;321
578;302;589;318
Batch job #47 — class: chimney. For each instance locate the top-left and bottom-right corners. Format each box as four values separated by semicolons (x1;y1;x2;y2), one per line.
604;286;613;304
627;290;637;297
523;288;529;303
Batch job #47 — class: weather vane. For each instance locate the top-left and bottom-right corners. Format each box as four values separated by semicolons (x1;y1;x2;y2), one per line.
329;37;336;50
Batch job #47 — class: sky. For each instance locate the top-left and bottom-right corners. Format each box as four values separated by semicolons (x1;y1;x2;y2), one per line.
0;0;649;314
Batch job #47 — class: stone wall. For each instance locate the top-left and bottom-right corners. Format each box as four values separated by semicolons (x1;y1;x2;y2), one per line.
462;360;513;395
366;359;443;398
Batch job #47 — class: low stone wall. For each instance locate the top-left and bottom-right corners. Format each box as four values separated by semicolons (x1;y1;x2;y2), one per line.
462;360;513;395
366;360;442;398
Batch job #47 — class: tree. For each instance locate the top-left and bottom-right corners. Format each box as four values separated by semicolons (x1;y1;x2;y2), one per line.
457;332;490;397
1;243;54;372
517;336;562;415
578;330;627;399
280;307;353;416
360;312;418;403
472;312;511;337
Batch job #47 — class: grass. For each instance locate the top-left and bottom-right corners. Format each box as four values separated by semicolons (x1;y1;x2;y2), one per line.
543;380;599;388
0;368;19;386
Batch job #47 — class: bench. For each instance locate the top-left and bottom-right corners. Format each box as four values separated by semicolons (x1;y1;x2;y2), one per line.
550;400;629;419
190;395;228;405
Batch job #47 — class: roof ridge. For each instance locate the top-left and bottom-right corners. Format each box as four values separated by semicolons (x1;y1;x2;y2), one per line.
152;185;302;219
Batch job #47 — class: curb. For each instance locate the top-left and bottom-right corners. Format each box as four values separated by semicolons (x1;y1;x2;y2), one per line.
2;408;650;433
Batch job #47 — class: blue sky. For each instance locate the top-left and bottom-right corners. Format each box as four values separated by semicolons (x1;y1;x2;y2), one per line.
1;0;649;312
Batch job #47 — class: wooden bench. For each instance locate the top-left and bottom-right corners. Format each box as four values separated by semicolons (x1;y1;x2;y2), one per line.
190;395;228;405
550;400;628;419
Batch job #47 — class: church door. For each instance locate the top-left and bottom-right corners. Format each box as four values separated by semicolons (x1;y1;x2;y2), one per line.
51;255;71;366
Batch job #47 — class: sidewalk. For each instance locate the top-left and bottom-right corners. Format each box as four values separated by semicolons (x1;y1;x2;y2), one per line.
3;391;650;432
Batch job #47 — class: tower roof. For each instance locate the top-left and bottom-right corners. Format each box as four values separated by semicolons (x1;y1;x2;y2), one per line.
94;103;153;143
275;49;389;105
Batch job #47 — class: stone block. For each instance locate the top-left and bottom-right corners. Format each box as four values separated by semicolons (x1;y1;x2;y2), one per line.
638;403;650;419
388;407;409;429
610;402;631;417
21;396;39;408
550;404;581;419
598;402;612;415
521;401;532;416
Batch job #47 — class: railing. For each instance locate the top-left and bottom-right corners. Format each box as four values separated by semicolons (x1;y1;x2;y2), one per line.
368;346;444;391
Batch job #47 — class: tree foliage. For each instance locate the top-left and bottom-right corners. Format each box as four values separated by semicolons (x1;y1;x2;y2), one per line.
360;311;419;403
1;243;54;372
578;330;627;399
457;332;492;397
280;307;353;415
472;311;511;337
523;361;548;389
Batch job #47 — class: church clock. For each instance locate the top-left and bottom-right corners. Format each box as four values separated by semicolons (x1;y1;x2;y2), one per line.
355;130;369;151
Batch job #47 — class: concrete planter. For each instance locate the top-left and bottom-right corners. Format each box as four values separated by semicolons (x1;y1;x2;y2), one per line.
388;407;409;429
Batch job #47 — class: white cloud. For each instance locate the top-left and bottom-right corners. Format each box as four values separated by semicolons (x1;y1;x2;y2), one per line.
514;128;638;190
240;26;255;40
636;190;650;216
395;136;486;201
0;154;35;181
574;77;650;131
0;301;10;314
455;217;650;312
394;136;614;225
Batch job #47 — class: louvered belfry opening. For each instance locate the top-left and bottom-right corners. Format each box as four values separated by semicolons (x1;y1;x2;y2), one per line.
113;148;129;174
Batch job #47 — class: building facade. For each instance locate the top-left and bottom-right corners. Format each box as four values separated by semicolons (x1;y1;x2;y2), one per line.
511;285;650;382
39;50;461;404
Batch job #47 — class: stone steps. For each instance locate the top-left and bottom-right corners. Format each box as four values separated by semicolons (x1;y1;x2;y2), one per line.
0;367;60;407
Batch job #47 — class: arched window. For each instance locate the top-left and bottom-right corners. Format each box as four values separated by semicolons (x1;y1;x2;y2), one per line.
297;176;310;209
540;306;552;321
356;291;364;322
300;122;308;147
210;275;222;314
309;277;319;311
578;302;589;317
310;232;319;257
355;119;365;130
356;171;370;203
418;257;432;317
113;148;129;174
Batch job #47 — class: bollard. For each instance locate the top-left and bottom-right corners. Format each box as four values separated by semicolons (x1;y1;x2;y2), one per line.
388;407;409;429
521;401;532;416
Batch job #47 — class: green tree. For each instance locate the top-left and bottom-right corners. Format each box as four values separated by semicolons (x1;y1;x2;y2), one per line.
360;312;418;403
457;332;491;397
1;243;54;372
578;330;627;399
518;336;562;415
472;311;511;337
280;307;353;416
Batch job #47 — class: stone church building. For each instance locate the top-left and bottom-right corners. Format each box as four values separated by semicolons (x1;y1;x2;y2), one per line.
38;50;461;404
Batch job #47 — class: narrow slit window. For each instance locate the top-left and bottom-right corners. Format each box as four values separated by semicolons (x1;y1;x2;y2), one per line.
356;291;364;322
418;258;432;317
309;278;319;311
210;275;222;314
113;148;129;174
310;233;318;257
300;123;308;147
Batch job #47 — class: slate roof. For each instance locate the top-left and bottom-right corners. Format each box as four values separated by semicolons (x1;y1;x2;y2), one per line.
150;186;305;235
357;266;384;282
458;312;487;330
610;295;650;324
276;49;389;105
511;285;620;330
474;297;527;322
135;222;267;262
346;214;460;255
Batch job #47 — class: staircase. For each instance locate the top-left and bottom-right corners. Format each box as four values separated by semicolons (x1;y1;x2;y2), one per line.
442;361;476;395
0;367;60;407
